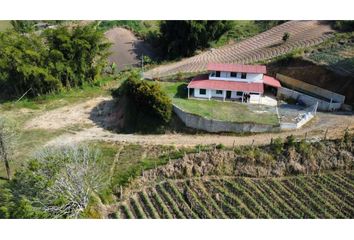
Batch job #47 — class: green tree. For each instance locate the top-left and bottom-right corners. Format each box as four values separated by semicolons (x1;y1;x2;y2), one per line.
112;71;172;132
0;23;111;99
10;20;37;33
159;20;233;59
0;145;106;218
282;32;290;42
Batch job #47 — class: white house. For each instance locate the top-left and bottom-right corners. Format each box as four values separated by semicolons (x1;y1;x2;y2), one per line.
187;63;281;104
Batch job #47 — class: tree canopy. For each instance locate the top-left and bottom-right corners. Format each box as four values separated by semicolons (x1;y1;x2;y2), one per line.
0;145;106;219
0;23;111;99
159;20;233;59
112;72;172;132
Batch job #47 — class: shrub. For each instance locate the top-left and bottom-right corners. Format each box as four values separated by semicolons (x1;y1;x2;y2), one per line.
341;129;353;150
332;21;354;32
216;143;225;150
285;135;296;148
282;32;290;42
112;71;172;132
271;137;283;155
297;139;311;157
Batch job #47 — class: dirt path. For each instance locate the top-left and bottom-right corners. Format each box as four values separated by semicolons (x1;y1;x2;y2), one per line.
105;27;155;70
25;97;354;147
24;97;112;130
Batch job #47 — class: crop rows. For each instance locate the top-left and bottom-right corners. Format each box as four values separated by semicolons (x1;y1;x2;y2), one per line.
144;21;334;78
116;171;354;218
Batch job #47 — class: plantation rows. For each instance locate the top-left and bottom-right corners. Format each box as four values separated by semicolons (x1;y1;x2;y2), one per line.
309;45;354;76
144;21;334;78
116;171;354;218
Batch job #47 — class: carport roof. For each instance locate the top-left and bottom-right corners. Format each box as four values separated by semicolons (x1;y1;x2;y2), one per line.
263;75;281;88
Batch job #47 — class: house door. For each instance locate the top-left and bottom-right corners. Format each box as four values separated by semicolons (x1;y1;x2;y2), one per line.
226;91;232;99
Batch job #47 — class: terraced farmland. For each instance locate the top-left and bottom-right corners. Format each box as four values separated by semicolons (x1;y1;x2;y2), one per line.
144;21;334;79
116;171;354;218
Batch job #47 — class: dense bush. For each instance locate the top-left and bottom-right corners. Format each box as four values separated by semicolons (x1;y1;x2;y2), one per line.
0;23;110;99
159;21;233;59
112;72;172;132
332;21;354;32
0;145;107;218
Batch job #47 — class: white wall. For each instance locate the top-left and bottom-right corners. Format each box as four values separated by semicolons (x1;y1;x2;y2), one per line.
277;87;342;111
210;89;226;98
231;91;243;99
193;88;211;99
209;71;263;82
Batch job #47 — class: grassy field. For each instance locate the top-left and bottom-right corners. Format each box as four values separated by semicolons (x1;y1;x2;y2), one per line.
0;75;125;179
307;32;354;76
116;171;354;218
0;75;122;111
0;20;11;32
160;81;278;125
79;141;199;205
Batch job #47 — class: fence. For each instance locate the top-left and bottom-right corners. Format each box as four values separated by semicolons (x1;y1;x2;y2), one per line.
277;87;342;111
280;102;318;130
276;73;345;104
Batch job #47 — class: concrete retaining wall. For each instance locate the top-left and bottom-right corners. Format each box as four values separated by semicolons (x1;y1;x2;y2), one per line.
280;112;315;130
173;105;279;133
277;87;342;111
276;73;345;103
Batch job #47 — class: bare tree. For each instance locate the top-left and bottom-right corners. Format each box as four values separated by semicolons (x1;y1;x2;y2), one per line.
35;145;107;218
0;117;17;180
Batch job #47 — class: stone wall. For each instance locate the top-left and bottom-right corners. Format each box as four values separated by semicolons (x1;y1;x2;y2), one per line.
173;105;279;133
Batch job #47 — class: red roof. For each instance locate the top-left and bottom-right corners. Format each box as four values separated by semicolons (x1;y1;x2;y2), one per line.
188;75;264;93
263;75;281;88
207;63;266;74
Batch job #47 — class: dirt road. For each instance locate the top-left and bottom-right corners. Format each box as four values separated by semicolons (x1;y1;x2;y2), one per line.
105;27;155;70
25;97;354;147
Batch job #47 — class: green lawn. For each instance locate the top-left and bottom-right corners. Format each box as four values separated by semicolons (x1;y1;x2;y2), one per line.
159;81;278;125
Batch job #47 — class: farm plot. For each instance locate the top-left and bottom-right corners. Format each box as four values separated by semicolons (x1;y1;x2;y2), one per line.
116;171;354;218
308;42;354;76
144;21;334;79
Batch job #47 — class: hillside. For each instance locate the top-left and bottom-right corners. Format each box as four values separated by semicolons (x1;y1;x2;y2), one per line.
116;172;354;218
267;57;354;105
144;21;334;79
0;21;11;31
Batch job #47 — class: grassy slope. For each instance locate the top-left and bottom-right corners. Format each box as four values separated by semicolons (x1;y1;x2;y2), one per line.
306;32;354;75
0;21;11;32
0;75;124;179
159;81;278;125
117;171;354;218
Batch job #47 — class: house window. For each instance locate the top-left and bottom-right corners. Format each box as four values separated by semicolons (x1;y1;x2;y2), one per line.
199;89;206;95
216;90;223;95
236;91;243;96
230;72;237;78
216;71;221;77
241;73;247;79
